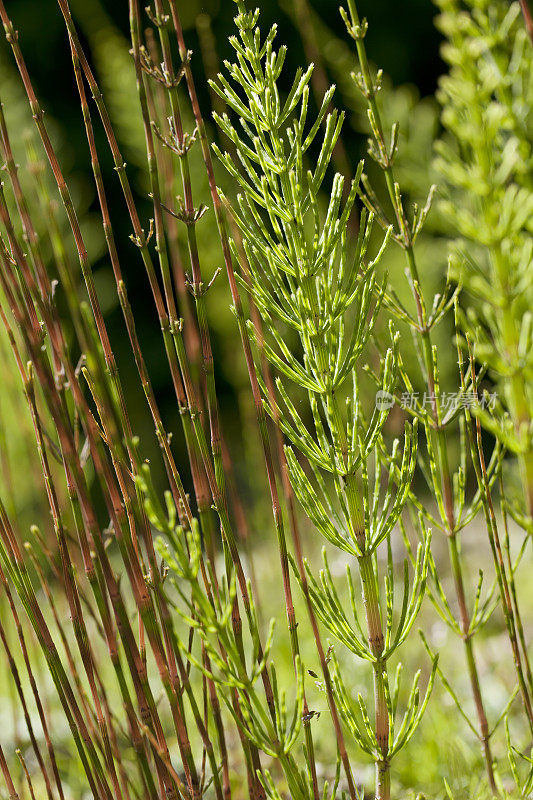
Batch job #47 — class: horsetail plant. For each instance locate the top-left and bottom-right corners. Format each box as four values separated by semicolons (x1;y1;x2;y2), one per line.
171;5;363;794
140;471;330;800
341;0;506;792
211;5;436;798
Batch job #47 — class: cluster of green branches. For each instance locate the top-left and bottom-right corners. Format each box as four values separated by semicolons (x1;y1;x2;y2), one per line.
211;6;437;797
0;1;532;800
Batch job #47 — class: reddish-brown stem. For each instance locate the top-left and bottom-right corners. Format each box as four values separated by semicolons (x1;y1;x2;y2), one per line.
519;0;533;44
0;743;19;800
0;564;65;800
0;611;55;800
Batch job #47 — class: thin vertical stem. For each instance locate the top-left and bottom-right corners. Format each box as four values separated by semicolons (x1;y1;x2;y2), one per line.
0;742;20;800
345;1;496;790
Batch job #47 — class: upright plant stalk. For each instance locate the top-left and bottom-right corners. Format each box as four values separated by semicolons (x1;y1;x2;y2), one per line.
211;5;435;799
145;0;228;501
168;4;360;794
0;742;19;800
141;5;322;791
233;226;358;798
343;1;497;790
124;8;280;743
163;5;359;793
